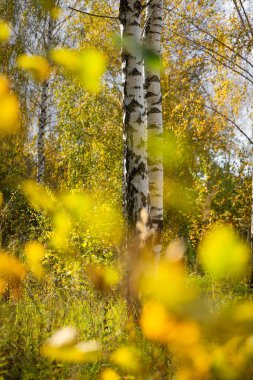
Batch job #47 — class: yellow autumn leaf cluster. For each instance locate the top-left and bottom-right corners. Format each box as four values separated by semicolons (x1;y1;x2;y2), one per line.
0;75;19;134
51;48;106;93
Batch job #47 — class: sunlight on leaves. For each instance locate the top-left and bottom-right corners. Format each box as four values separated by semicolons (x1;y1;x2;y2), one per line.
17;55;51;82
0;192;3;207
0;20;11;42
199;224;249;279
25;241;45;279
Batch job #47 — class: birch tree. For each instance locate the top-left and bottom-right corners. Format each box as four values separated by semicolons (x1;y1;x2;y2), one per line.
119;0;149;228
144;0;163;256
37;15;54;183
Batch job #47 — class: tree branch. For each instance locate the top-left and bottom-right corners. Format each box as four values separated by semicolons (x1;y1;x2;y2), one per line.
68;6;119;20
167;7;253;70
192;101;253;145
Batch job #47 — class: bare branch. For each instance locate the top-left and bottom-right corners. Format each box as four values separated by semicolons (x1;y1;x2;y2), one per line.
167;7;253;70
68;6;119;20
192;101;253;145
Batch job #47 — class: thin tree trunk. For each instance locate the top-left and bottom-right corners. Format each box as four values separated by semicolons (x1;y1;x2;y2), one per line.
37;80;49;183
144;0;163;258
119;0;149;226
119;0;149;313
36;17;53;183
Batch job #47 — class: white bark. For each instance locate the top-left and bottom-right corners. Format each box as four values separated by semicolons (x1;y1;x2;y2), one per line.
144;0;163;255
119;0;149;227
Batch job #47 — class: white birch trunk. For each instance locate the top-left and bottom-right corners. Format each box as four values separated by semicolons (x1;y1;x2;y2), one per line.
144;0;163;256
36;17;53;183
119;0;149;227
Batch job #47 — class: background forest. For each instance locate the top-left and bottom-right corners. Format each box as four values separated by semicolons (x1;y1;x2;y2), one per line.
1;0;253;379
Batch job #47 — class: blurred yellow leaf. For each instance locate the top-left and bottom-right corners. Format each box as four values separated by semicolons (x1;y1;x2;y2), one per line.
50;6;62;19
141;301;200;347
0;75;19;134
199;224;249;279
140;301;170;342
41;327;101;362
23;180;56;212
50;210;72;251
50;48;80;71
0;192;3;207
17;55;51;82
79;50;106;93
0;20;11;42
62;192;92;220
25;241;45;279
139;259;193;310
89;265;119;292
100;368;120;380
111;346;140;372
51;48;106;93
0;252;26;293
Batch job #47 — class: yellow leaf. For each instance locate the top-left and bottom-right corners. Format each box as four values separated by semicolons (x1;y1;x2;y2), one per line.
111;346;140;372
25;241;45;279
0;20;11;42
89;265;119;292
50;211;72;251
79;50;106;93
51;48;106;92
0;252;26;293
140;301;170;342
50;48;80;72
22;180;56;212
139;259;192;310
100;368;120;380
50;6;62;20
0;75;19;134
17;55;51;82
199;224;249;279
